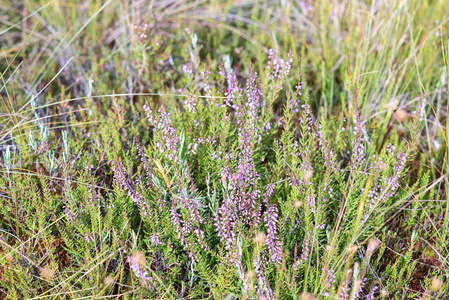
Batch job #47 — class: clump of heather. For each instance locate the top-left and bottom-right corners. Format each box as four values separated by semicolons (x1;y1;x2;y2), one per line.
1;46;442;299
100;47;434;299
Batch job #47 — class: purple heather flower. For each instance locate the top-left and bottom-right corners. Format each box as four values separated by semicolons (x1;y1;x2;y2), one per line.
377;150;408;204
323;266;336;289
338;279;350;300
201;69;213;103
386;143;395;154
300;104;314;135
145;105;180;164
295;81;303;96
143;101;156;125
263;121;272;134
354;278;367;298
185;94;196;113
218;67;264;228
351;87;366;167
254;255;277;300
215;193;237;251
219;66;242;108
135;134;154;189
362;183;382;223
182;64;193;78
299;235;311;263
323;146;337;172
266;49;293;91
150;232;162;246
413;97;427;122
235;251;250;294
127;252;153;288
84;235;95;243
113;158;149;215
170;202;191;249
307;194;316;213
366;284;378;300
316;129;324;147
264;205;283;265
289;97;301;114
264;183;275;199
299;1;313;17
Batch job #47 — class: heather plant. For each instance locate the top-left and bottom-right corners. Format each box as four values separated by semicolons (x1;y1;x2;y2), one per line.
1;0;449;299
0;49;432;298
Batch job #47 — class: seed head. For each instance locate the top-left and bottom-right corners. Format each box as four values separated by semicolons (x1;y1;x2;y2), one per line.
254;232;266;245
132;250;146;267
368;238;381;252
430;277;442;292
348;245;358;255
246;270;256;279
395;108;408;123
354;279;363;291
40;266;53;281
104;275;115;286
304;170;313;183
140;279;148;287
5;254;13;263
294;201;302;208
385;99;399;110
301;292;315;300
225;294;236;300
